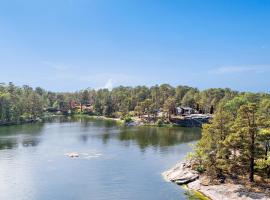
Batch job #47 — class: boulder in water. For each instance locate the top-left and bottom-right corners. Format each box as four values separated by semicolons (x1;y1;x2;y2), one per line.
66;152;79;158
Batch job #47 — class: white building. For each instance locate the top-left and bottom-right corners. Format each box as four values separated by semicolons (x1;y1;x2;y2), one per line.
176;107;196;115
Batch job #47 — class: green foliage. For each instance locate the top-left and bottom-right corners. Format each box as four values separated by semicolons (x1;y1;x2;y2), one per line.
163;96;176;120
123;116;133;123
181;89;198;108
46;84;241;120
192;95;270;182
225;95;248;116
156;119;164;126
195;165;205;174
0;83;44;124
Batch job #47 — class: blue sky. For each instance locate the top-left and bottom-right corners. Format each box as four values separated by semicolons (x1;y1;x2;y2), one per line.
0;0;269;92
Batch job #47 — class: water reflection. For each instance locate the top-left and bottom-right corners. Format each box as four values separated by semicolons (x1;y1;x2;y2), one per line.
117;127;201;150
74;117;201;151
0;117;201;153
0;123;44;150
70;116;119;128
0;139;18;150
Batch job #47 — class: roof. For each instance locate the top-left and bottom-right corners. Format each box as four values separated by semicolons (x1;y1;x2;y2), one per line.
177;106;193;110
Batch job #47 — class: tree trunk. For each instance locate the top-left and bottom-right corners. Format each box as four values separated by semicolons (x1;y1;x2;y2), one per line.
249;130;255;182
249;155;254;182
249;109;256;183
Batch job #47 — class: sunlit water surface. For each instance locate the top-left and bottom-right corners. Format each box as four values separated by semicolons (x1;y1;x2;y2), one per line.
0;117;201;200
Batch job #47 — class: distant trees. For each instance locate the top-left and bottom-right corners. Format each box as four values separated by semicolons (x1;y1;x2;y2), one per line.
181;89;199;109
1;82;269;130
0;82;254;124
79;85;239;119
0;83;44;124
163;97;176;120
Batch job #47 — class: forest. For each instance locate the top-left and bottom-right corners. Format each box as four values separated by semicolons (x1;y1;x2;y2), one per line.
0;82;269;124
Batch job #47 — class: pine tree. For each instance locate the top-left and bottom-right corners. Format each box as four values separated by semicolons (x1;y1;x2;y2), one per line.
231;103;260;182
163;97;176;120
193;102;233;179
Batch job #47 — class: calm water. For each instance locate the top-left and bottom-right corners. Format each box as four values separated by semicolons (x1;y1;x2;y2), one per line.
0;117;201;200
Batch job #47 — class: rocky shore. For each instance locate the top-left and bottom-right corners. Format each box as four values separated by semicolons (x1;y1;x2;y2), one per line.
163;160;270;200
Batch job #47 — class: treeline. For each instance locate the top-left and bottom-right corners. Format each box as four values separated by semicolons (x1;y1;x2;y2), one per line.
0;82;268;124
41;84;239;118
0;83;44;124
192;93;270;183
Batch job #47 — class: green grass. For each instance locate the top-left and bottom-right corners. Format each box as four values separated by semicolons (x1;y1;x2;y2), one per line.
182;185;211;200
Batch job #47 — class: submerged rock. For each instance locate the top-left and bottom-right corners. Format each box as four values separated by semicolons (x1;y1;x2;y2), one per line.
162;161;199;185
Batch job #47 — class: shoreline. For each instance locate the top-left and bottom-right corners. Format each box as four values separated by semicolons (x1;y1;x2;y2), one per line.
72;114;125;124
163;160;270;200
73;114;171;127
0;118;42;127
182;184;211;200
72;114;209;128
0;113;205;128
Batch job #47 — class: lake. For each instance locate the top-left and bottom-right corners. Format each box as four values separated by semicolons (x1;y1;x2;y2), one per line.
0;117;201;200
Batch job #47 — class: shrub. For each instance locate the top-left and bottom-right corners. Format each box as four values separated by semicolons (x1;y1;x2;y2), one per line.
156;119;164;126
195;165;205;174
124;117;133;123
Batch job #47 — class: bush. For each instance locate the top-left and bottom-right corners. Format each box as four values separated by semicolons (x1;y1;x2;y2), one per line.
128;111;136;117
124;117;133;123
112;112;123;118
195;165;205;174
156;119;164;126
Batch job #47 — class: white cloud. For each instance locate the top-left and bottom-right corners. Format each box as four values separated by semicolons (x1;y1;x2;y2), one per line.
41;70;136;90
98;79;113;90
74;73;133;84
209;66;269;75
40;60;139;90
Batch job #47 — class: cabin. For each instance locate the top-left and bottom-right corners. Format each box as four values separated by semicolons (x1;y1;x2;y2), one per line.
69;100;77;109
74;102;94;114
156;108;163;117
176;107;196;116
